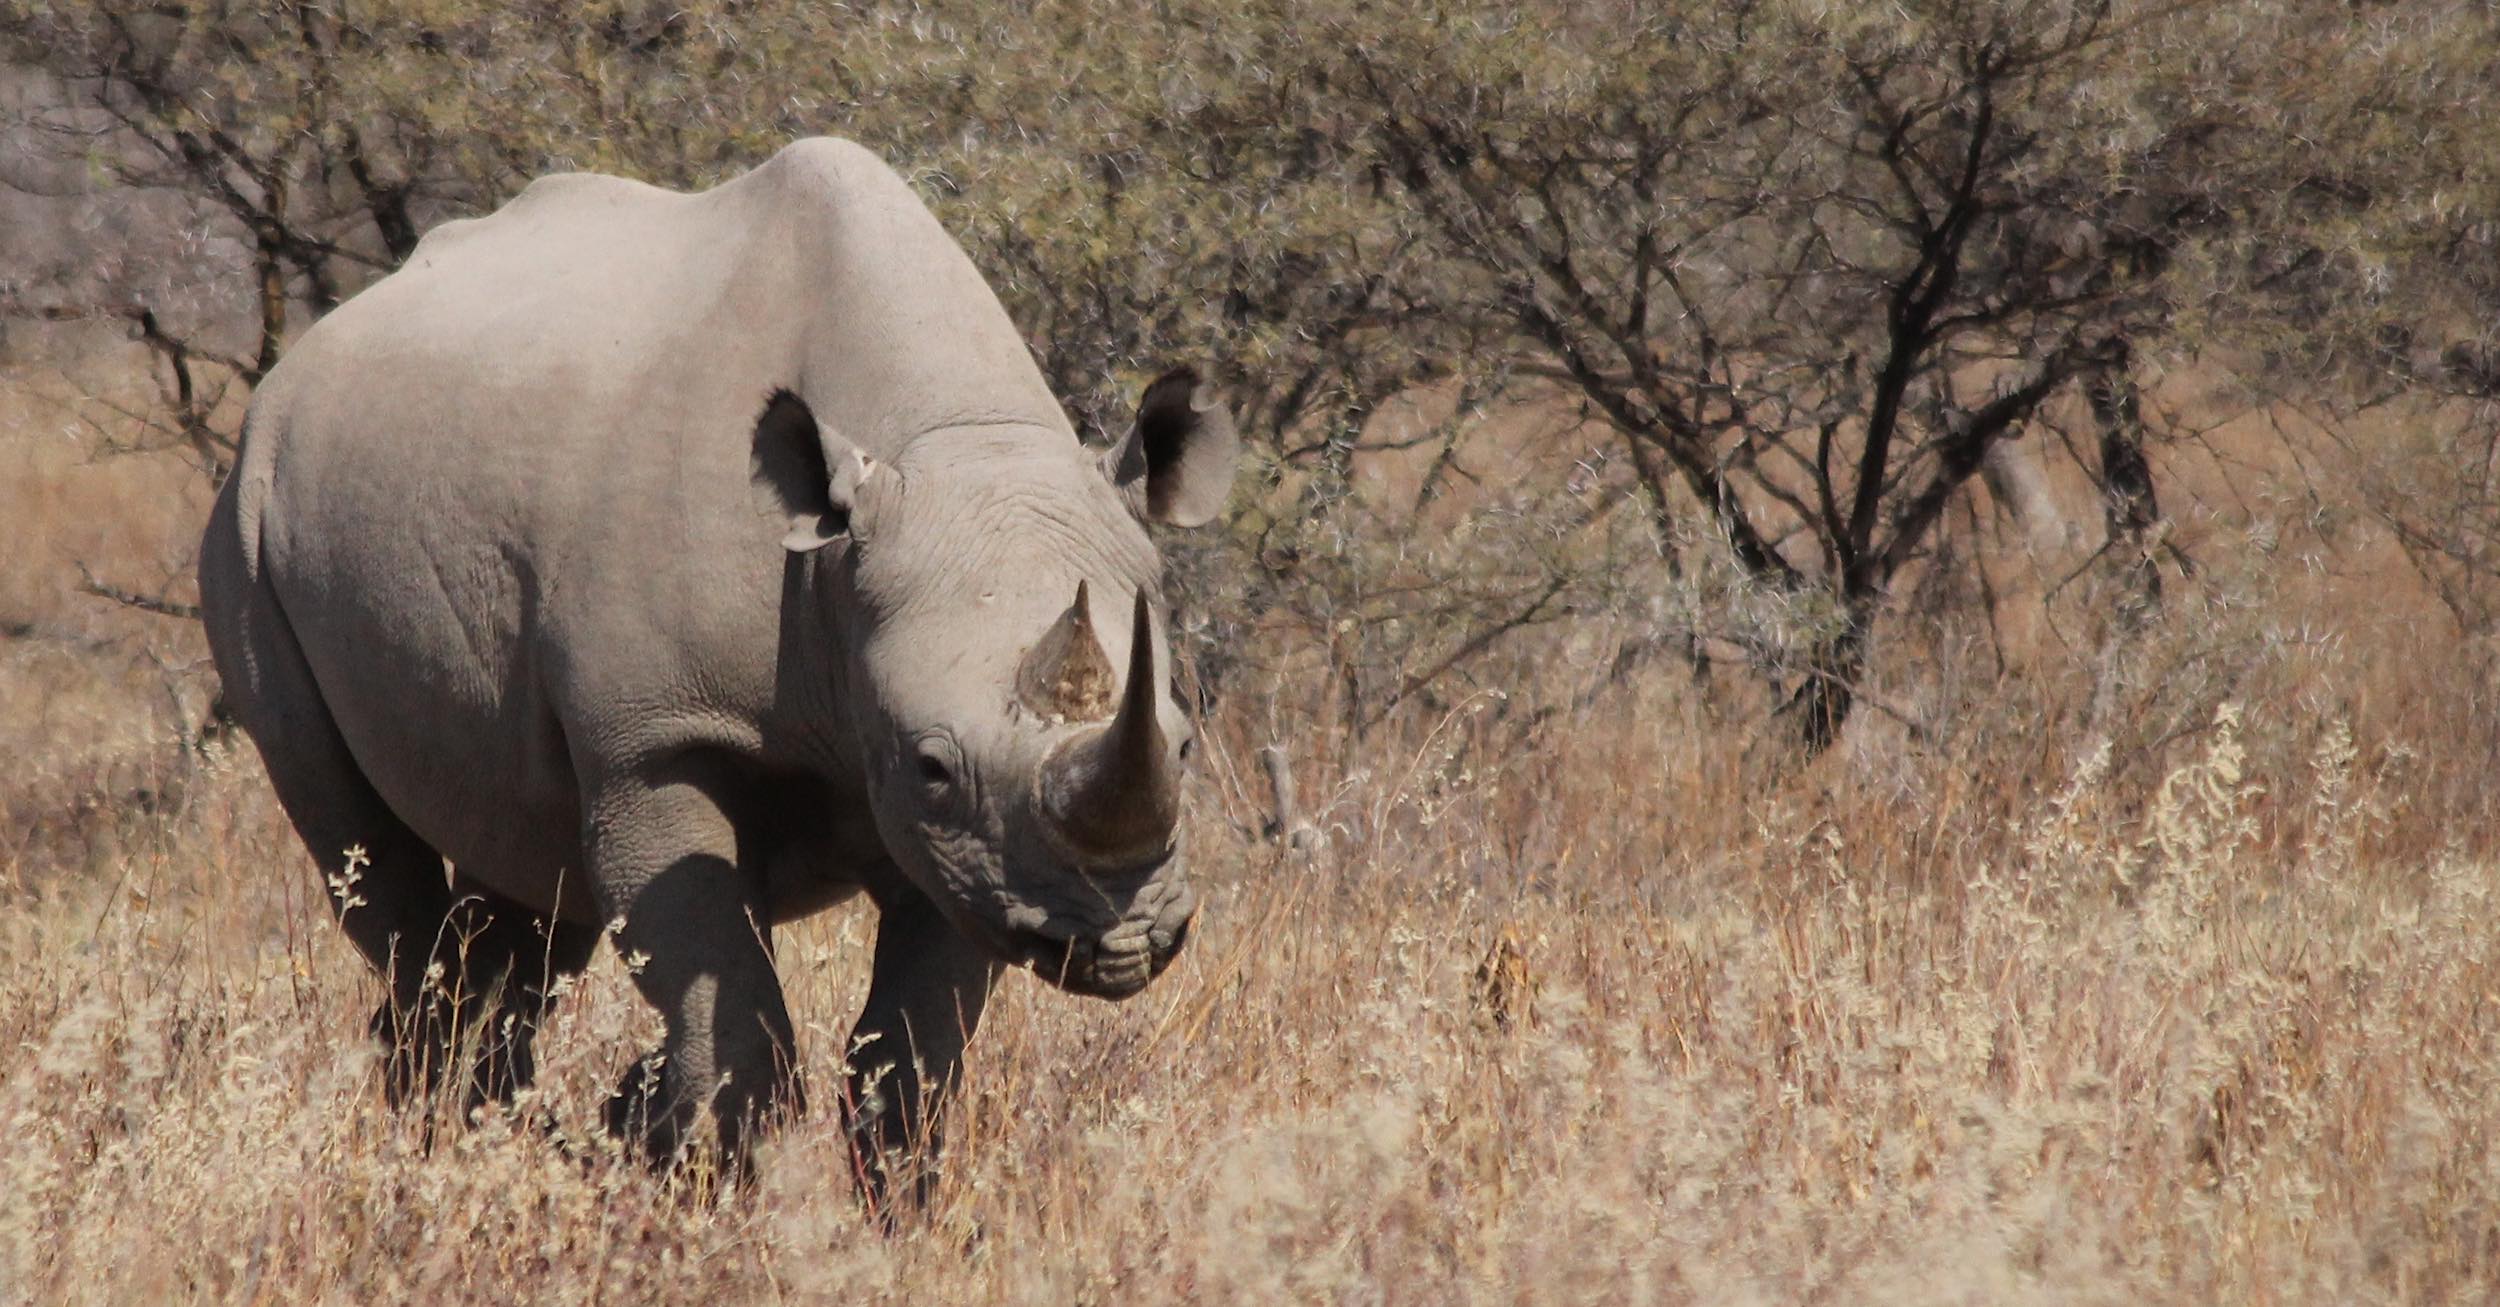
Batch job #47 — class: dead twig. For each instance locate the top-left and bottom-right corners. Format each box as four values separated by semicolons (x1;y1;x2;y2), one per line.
76;561;202;621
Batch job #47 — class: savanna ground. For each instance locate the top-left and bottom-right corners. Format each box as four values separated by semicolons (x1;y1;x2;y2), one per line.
4;341;2497;1305
6;2;2500;1301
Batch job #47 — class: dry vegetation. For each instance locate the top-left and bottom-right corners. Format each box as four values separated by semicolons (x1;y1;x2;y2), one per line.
5;349;2498;1303
6;1;2500;1302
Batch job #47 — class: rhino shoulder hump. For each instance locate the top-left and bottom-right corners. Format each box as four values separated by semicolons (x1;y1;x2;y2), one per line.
409;170;673;263
747;136;918;214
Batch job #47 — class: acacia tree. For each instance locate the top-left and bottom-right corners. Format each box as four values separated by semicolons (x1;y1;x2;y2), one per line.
11;0;2492;746
0;1;1453;478
0;0;1504;730
0;1;544;472
2172;3;2500;640
1290;0;2273;749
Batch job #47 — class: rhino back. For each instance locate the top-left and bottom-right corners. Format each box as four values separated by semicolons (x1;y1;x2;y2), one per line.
232;138;1061;905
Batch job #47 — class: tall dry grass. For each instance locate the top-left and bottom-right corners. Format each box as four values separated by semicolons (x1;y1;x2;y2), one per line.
3;357;2497;1304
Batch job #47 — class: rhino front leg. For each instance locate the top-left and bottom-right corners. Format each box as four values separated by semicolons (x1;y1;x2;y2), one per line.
846;889;1002;1213
589;763;803;1171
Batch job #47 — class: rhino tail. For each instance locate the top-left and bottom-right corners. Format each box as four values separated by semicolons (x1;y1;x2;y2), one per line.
199;400;290;711
218;402;281;587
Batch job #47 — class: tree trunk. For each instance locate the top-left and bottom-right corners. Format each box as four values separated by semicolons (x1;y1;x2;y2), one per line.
1785;595;1875;755
1980;440;2072;551
2086;346;2164;623
1258;744;1322;853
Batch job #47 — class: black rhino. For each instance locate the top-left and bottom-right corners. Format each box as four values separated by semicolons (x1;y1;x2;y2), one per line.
197;137;1237;1193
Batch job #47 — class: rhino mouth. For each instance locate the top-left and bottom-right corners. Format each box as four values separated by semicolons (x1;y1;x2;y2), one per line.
1004;912;1192;1000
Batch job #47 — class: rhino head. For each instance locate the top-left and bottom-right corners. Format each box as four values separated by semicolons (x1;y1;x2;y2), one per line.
755;369;1238;999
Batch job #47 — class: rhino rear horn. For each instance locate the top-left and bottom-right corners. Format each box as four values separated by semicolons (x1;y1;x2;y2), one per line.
1017;580;1118;722
1039;591;1179;866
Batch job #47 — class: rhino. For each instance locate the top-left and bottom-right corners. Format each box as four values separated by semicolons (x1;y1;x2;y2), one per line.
196;137;1238;1191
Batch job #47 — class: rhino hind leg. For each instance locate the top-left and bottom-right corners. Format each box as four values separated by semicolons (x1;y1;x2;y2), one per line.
207;566;589;1112
422;877;599;1109
205;575;463;1104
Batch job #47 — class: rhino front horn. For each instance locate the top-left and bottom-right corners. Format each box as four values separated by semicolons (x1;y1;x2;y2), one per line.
1039;590;1179;867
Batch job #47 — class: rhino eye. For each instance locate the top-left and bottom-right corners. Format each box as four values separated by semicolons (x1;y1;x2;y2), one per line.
912;733;962;793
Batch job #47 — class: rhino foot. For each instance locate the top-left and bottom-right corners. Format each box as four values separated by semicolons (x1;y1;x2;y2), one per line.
603;1049;679;1160
366;892;597;1116
370;995;458;1111
603;1048;805;1183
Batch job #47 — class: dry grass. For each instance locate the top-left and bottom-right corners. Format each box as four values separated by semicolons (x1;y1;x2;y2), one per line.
4;361;2497;1304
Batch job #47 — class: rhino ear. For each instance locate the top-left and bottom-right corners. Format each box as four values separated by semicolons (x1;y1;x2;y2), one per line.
1102;366;1240;528
753;388;884;552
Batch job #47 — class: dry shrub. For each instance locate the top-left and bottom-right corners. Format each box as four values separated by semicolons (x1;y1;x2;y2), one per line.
0;363;217;882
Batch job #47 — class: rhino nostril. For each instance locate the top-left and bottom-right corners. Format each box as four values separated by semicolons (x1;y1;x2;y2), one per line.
1008;927;1083;975
1005;919;1179;996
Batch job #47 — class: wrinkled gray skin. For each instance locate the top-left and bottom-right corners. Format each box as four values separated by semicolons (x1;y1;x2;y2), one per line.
196;138;1237;1197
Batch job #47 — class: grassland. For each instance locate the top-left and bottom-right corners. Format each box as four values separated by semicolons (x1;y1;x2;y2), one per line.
3;351;2496;1304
